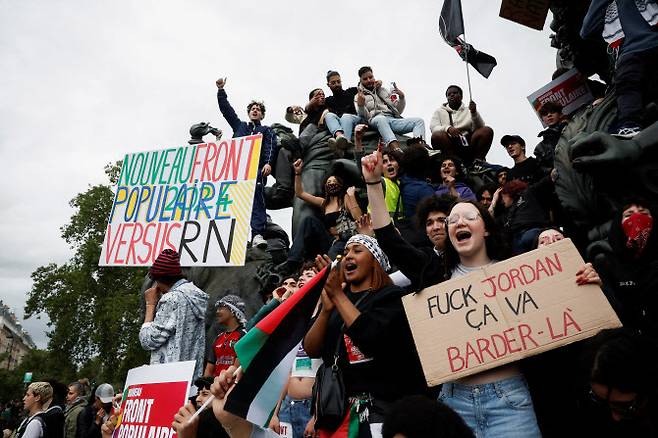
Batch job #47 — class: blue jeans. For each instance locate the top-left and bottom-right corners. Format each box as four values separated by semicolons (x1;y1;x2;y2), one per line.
512;228;542;255
278;395;311;438
439;375;541;438
251;173;267;237
369;114;425;145
324;112;363;140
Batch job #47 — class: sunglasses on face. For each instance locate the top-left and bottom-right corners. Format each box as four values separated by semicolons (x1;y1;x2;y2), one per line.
588;389;641;418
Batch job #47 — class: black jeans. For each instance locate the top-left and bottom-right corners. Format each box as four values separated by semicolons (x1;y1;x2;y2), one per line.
615;46;658;127
287;215;334;263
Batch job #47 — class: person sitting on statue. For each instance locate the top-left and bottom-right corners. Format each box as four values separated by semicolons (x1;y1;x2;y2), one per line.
581;0;658;138
430;85;494;164
355;66;426;151
534;101;568;172
215;77;278;249
324;70;364;152
274;160;362;277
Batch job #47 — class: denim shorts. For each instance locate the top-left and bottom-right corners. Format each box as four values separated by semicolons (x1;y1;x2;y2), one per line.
439;375;541;438
278;395;311;438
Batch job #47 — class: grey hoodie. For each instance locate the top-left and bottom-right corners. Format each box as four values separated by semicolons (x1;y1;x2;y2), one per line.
139;279;208;379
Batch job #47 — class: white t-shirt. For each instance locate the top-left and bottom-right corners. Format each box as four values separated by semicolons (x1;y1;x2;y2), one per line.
451;261;496;278
20;415;44;438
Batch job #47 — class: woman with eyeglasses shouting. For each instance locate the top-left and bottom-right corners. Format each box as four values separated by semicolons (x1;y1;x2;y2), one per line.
361;148;602;438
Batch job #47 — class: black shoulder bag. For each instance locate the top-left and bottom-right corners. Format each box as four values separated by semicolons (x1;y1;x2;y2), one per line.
312;293;370;431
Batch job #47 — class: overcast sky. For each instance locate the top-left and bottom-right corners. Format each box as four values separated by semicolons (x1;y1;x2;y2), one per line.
0;0;555;348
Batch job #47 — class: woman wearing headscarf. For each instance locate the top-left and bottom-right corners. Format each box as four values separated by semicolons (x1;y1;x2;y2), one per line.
304;235;430;437
204;294;248;377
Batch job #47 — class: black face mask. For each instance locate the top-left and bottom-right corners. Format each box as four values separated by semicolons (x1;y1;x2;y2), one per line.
326;183;342;195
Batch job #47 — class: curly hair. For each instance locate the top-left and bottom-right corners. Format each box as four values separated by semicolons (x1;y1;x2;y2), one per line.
247;100;266;117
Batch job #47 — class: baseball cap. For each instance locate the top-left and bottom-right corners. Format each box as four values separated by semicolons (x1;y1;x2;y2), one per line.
500;135;525;147
95;383;115;403
194;376;214;390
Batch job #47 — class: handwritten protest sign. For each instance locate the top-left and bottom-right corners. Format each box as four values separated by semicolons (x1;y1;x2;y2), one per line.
402;239;621;386
113;361;195;438
99;135;262;267
527;68;594;127
500;0;550;30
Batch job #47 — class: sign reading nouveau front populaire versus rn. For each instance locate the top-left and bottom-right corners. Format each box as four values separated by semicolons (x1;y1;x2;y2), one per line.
402;239;622;386
99;135;262;267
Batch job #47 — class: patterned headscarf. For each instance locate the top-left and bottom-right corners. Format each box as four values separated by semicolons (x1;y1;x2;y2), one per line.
346;234;391;272
215;294;247;326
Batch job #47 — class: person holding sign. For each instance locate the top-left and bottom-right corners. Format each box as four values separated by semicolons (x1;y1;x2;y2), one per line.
216;77;278;249
303;235;430;437
139;249;209;380
361;149;603;437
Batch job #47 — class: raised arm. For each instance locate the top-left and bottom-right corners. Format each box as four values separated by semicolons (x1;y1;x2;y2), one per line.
293;159;325;208
215;77;242;132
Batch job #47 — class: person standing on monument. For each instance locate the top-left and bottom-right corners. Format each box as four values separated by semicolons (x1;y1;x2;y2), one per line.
216;77;278;249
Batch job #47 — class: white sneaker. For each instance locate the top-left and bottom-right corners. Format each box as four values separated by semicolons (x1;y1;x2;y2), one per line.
612;126;641;139
252;234;267;248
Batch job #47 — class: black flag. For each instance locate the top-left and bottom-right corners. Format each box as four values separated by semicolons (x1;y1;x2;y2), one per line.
439;0;464;46
439;0;497;78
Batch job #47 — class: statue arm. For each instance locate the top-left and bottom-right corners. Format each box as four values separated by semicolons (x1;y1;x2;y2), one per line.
571;121;658;168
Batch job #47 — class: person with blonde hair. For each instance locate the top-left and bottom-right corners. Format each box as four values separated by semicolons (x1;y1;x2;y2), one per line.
16;382;53;438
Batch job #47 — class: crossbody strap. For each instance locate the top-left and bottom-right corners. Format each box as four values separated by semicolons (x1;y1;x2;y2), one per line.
332;291;371;367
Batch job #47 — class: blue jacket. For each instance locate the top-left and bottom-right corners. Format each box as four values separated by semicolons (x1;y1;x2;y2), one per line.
217;89;278;168
399;175;435;219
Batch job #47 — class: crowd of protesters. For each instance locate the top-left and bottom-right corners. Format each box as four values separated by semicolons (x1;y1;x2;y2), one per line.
5;3;658;437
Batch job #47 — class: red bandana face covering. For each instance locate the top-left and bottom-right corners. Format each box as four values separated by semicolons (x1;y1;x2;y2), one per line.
622;213;653;255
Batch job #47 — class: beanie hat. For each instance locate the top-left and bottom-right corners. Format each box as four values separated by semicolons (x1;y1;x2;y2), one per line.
215;294;247;326
149;249;183;279
345;234;391;272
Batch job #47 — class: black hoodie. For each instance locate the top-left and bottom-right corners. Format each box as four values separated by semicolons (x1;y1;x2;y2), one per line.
599;207;658;336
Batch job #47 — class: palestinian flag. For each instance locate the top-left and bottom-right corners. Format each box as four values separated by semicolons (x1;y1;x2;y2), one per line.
224;265;330;426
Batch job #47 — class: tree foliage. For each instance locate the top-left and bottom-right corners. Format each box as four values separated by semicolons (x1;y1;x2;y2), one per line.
25;163;148;384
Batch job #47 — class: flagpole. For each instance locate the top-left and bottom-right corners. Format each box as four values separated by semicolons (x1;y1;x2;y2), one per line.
458;0;473;101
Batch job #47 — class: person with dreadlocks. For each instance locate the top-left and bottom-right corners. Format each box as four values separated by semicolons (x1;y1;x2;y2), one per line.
204;294;248;378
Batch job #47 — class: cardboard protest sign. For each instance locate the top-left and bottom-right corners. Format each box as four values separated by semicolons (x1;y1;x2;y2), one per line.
113;361;195;438
100;135;262;266
527;68;594;127
402;239;621;386
500;0;550;31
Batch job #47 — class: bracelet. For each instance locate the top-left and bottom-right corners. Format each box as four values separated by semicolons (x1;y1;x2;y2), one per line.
365;180;381;185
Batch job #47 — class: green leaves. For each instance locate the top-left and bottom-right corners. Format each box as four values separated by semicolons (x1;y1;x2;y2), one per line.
24;161;149;384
